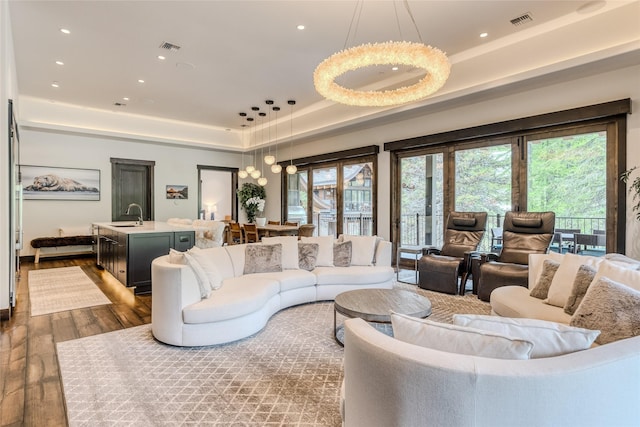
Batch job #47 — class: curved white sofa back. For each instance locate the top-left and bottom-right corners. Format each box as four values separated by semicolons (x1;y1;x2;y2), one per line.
343;318;640;427
152;241;393;346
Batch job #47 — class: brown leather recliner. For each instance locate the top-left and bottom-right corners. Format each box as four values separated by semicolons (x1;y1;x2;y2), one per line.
417;212;488;295
474;211;555;302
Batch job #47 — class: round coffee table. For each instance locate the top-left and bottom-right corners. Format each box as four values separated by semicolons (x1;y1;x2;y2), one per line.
334;288;432;346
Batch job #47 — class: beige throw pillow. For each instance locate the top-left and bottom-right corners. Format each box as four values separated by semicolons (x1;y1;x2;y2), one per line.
300;236;334;267
391;312;533;360
529;259;560;299
333;241;352;267
298;243;319;271
571;277;640;345
563;264;597;315
261;236;299;269
243;244;283;274
453;314;599;358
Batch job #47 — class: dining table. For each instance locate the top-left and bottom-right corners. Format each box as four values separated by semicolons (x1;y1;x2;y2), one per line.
255;223;299;238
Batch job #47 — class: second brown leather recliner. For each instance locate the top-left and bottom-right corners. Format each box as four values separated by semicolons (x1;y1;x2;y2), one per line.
418;212;488;295
474;211;555;302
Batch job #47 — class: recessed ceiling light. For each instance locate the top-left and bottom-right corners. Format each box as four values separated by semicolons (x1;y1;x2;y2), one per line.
480;32;488;38
60;28;71;34
391;66;399;71
297;24;305;30
138;79;145;83
157;55;166;60
123;97;130;101
51;82;60;88
55;60;64;66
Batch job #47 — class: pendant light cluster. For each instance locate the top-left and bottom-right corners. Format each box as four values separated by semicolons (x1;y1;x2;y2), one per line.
238;99;297;186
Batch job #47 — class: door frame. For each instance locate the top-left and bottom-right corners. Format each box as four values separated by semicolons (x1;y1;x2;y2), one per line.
110;158;155;221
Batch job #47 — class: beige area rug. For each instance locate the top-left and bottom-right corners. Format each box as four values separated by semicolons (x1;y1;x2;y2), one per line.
28;266;111;316
57;284;490;426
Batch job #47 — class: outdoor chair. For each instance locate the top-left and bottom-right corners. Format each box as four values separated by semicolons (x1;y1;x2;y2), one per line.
417;212;488;295
574;233;606;256
490;227;503;252
474;211;555;301
550;228;581;253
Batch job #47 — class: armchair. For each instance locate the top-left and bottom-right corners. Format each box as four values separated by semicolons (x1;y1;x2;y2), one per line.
474;211;555;301
417;212;487;295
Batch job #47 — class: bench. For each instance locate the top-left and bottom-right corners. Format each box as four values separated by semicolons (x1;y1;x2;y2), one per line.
31;235;96;263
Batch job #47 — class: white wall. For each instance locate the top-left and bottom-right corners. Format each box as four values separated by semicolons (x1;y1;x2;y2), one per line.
1;0;19;313
19;127;241;257
268;64;640;257
201;169;232;220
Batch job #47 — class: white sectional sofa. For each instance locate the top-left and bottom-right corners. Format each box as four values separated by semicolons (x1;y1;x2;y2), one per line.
151;237;394;346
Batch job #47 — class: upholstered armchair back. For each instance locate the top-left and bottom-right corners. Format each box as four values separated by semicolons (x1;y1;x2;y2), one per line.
440;212;488;258
499;211;555;265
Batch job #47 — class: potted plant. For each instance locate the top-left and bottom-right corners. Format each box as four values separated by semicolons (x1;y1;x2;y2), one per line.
621;166;640;220
238;183;266;223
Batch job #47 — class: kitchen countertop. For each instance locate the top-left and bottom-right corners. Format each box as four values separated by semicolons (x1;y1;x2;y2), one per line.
93;221;196;234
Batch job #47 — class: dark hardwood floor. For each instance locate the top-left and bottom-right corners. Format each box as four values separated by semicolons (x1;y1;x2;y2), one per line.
0;256;152;427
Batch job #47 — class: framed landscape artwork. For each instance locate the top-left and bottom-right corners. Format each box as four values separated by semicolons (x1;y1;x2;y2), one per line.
166;185;188;199
21;165;100;201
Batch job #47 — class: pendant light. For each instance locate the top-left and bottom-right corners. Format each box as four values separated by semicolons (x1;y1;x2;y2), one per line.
251;111;266;180
257;112;268;186
238;112;249;179
246;107;259;174
263;100;276;166
286;100;297;175
271;105;282;174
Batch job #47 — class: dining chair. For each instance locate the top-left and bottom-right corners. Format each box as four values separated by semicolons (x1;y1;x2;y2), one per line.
284;221;299;227
229;222;243;244
268;220;280;225
243;223;259;243
297;224;316;238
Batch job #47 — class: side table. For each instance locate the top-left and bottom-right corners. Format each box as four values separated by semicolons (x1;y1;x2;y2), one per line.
396;245;425;284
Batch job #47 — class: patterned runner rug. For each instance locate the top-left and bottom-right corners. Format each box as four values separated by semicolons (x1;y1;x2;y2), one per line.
29;266;111;316
57;284;490;426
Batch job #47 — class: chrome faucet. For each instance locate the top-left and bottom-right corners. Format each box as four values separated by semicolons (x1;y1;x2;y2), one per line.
125;203;144;225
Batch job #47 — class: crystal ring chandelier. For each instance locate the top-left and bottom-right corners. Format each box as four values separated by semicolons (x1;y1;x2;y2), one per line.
313;41;450;107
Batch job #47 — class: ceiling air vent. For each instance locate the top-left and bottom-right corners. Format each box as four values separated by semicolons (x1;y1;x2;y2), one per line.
510;12;533;26
159;41;181;51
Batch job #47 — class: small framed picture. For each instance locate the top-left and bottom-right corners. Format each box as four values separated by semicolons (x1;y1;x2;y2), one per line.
166;185;188;199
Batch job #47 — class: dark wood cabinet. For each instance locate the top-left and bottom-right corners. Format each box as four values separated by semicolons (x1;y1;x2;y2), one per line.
96;225;194;294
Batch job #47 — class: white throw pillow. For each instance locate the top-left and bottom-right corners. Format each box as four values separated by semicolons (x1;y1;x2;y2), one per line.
168;248;187;265
391;312;533;360
545;253;603;307
187;247;223;290
261;236;299;269
342;235;378;266
183;252;212;299
590;260;640;292
453;314;600;358
300;236;335;267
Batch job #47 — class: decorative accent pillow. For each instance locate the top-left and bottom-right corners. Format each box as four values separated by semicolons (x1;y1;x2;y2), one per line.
168;248;187;265
391;312;534;360
244;244;283;274
261;236;299;269
529;259;560;299
528;252;564;289
589;260;640;292
545;253;603;308
453;314;599;358
183;252;212;299
298;243;319;271
300;236;335;267
333;241;352;267
571;277;640;345
342;235;378;266
187;246;223;290
563;264;597;315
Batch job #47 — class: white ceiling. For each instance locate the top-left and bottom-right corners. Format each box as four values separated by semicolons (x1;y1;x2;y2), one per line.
8;0;640;151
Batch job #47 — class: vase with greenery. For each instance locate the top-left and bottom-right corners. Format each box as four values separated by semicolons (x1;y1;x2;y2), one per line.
621;166;640;221
238;182;266;223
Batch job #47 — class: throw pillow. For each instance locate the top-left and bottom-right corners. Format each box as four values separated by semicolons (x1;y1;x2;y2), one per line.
298;242;319;271
183;252;212;299
529;259;560;299
261;236;299;269
187;246;223;290
168;248;187;265
571;277;640;345
453;314;599;358
243;243;283;274
300;236;335;267
333;240;352;267
589;260;640;292
528;252;564;289
342;235;378;266
391;312;533;360
563;264;597;315
545;253;603;308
